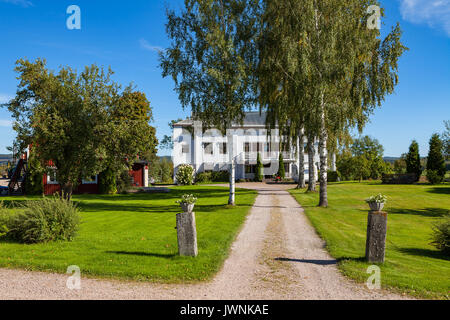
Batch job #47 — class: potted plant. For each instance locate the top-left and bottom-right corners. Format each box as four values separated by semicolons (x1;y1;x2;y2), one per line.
365;193;387;211
176;194;197;213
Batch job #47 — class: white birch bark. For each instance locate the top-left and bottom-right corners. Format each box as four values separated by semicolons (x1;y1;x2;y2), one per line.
307;137;316;192
318;94;328;207
297;128;306;189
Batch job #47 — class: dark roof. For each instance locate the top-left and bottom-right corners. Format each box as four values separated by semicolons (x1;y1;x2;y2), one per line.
174;112;267;128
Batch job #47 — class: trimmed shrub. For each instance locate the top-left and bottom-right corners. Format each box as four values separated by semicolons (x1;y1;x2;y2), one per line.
427;134;446;181
195;170;229;183
5;197;80;244
211;171;229;182
327;171;340;182
277;153;285;179
99;167;117;194
256;153;263;182
431;215;450;256
195;171;212;183
176;164;195;185
427;170;443;185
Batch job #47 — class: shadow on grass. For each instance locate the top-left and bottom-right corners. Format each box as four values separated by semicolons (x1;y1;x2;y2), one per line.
275;257;337;265
397;248;449;261
426;187;450;195
388;207;449;218
106;251;177;259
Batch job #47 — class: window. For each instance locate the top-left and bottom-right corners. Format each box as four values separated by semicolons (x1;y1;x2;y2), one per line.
219;142;227;155
182;144;190;154
245;165;256;174
284;163;290;174
244;142;250;153
203;142;213;155
47;169;58;185
82;175;98;184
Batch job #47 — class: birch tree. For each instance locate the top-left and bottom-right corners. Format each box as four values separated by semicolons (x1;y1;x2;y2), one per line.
258;0;407;206
160;0;260;205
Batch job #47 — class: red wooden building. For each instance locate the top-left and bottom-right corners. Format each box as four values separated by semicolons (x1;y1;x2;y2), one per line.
43;161;149;195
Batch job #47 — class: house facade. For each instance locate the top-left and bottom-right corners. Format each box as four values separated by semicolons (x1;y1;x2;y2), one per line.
172;112;320;182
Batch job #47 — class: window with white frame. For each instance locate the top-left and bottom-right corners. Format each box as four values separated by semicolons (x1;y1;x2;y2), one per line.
219;142;227;155
182;144;190;154
47;168;59;185
82;175;98;184
203;142;213;155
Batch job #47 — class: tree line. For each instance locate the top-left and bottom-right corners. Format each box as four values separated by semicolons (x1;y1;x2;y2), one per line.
160;0;407;206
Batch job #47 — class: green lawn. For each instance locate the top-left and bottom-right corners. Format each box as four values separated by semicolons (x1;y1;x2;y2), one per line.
0;186;257;283
290;182;450;299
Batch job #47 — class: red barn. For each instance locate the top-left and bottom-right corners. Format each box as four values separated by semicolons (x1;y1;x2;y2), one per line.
7;146;150;196
43;160;149;195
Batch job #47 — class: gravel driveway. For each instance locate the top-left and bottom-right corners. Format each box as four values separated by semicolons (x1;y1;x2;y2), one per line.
0;183;410;300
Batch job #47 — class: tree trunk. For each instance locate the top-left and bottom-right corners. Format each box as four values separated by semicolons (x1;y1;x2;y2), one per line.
307;138;316;192
331;153;337;172
228;159;235;205
297;130;306;189
60;182;73;201
227;130;235;206
318;98;328;207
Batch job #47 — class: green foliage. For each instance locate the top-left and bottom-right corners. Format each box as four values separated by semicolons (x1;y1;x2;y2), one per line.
394;154;407;174
25;154;44;195
0;203;9;238
277;153;285;179
337;136;391;181
116;170;132;194
159;119;183;151
431;215;450;256
442;120;450;159
160;0;258;133
195;171;212;184
427;170;443;185
149;157;173;184
405;140;422;181
176;164;195;185
99;167;117;195
5;197;80;244
195;171;229;184
176;194;198;205
327;171;340;182
365;193;388;204
7;59;157;198
427;134;446;182
255;153;263;182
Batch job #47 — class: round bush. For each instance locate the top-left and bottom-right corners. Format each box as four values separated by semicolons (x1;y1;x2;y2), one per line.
427;170;443;185
7;197;80;244
195;171;212;183
176;164;195;185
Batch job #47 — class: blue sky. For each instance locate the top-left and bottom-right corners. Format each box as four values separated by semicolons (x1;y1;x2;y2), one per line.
0;0;449;157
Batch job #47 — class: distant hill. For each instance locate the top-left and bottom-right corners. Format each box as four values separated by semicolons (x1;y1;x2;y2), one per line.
158;156;172;162
0;154;12;163
383;157;400;164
